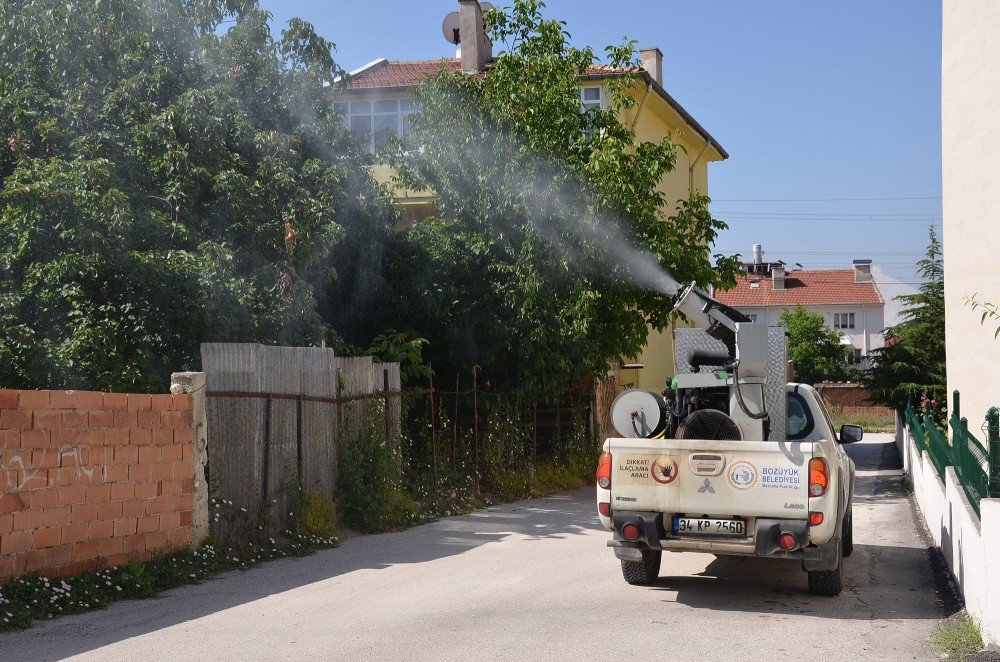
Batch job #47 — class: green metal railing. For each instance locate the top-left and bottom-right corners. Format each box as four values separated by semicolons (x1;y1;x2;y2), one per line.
904;392;1000;518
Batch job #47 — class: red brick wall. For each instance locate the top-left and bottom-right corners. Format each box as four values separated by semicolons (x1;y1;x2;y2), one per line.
815;382;894;417
0;389;195;582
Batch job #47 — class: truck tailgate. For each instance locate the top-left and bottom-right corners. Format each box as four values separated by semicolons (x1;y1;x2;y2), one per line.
608;437;812;519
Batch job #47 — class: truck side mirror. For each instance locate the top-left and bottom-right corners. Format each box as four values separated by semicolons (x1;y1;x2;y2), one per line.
839;424;863;444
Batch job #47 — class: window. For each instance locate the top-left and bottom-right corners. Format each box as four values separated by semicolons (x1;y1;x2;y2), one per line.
787;392;815;440
746;313;759;323
834;312;856;330
334;98;421;154
580;86;602;111
849;348;863;364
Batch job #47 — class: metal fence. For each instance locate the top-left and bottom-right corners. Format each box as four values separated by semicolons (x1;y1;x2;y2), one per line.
905;391;1000;517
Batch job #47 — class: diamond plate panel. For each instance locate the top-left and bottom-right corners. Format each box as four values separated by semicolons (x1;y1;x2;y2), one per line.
673;327;787;442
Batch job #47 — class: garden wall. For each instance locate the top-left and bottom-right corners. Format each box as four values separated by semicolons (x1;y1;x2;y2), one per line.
0;388;205;582
902;423;1000;645
814;381;893;417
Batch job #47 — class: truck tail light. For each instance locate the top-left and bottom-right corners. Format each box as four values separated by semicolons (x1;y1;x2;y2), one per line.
778;532;797;550
809;458;828;497
809;511;824;526
598;502;611;517
622;523;640;541
596;452;612;490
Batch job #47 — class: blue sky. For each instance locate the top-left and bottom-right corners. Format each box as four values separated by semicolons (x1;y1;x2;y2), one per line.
261;0;942;288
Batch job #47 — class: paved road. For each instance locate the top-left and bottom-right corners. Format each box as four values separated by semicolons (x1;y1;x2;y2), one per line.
0;434;960;661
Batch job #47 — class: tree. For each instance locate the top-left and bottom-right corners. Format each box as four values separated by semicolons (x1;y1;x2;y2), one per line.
863;227;946;413
779;306;852;385
0;0;395;392
377;0;740;399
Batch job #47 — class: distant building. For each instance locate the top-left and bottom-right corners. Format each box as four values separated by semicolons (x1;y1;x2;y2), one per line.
714;245;885;365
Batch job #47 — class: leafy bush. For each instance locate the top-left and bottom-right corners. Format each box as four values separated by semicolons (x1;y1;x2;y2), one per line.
338;403;418;532
296;488;339;538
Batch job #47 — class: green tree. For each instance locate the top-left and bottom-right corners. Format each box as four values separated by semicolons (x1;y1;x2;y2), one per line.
863;227;946;412
0;0;395;392
380;0;740;399
779;305;852;385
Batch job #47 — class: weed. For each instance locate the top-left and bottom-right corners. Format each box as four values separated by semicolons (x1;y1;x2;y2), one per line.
0;512;338;633
931;613;983;660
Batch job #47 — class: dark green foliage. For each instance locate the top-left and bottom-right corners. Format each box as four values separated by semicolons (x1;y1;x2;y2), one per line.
863;228;946;411
337;402;418;532
779;305;852;384
0;0;394;392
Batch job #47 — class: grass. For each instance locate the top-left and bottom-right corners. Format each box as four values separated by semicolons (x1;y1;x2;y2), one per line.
830;407;897;434
931;614;984;660
0;499;338;634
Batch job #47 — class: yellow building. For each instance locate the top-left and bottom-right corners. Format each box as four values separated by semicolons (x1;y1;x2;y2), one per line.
338;1;727;393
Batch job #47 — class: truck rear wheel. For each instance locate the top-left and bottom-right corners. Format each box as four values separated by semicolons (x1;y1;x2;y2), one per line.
621;550;661;585
807;547;843;596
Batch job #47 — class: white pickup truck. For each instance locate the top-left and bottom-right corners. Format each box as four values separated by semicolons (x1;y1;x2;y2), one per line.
596;382;860;596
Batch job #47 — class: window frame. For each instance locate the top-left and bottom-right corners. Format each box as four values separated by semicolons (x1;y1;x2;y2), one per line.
833;312;856;330
334;97;421;155
580;86;603;111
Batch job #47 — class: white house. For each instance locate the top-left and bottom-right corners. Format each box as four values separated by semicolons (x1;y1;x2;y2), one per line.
714;246;885;364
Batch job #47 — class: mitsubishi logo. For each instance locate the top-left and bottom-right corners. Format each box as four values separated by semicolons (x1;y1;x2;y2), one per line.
698;477;716;494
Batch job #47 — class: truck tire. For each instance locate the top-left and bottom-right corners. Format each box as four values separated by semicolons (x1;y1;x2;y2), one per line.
621;550;661;585
842;507;854;558
807;547;843;596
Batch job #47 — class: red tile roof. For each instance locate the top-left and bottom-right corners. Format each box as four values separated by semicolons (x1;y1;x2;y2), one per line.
345;59;463;89
344;59;633;90
714;270;884;307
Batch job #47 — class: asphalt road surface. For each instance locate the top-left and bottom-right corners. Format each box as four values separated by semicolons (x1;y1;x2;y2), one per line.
0;434;960;661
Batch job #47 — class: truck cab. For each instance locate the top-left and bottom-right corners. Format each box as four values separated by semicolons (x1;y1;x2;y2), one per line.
596;383;859;596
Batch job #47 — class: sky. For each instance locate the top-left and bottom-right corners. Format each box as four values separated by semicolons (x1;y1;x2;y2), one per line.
260;0;942;295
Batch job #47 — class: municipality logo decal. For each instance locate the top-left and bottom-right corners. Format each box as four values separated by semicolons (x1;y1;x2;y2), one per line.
697;477;715;494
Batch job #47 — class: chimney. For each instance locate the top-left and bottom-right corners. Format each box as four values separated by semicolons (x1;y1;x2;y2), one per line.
853;259;873;283
640;47;663;86
772;264;785;290
458;0;492;73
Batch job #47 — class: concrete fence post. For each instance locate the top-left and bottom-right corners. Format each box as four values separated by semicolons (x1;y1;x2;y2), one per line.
172;372;209;546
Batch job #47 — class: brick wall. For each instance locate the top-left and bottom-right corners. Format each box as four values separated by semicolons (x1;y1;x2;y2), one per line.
0;389;196;582
815;382;894;417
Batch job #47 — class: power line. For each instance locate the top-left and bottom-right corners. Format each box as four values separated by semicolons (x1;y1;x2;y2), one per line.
716;212;942;218
711;196;941;202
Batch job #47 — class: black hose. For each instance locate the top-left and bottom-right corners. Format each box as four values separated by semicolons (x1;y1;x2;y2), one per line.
732;360;771;440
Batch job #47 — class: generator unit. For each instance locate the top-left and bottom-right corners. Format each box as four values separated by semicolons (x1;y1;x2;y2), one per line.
610;282;787;444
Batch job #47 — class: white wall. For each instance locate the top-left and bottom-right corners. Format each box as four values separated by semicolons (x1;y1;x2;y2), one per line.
905;427;1000;644
943;0;1000;424
735;304;885;355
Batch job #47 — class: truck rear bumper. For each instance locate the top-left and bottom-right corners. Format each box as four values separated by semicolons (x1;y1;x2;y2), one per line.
609;511;839;569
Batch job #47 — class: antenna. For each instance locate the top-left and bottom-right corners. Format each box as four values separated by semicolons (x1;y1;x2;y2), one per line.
442;11;461;45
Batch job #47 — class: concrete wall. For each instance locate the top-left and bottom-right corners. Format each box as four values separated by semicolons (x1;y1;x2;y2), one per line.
942;0;1000;425
904;427;1000;644
0;389;198;582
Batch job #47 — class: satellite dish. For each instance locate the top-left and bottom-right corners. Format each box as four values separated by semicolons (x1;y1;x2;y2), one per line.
442;11;461;45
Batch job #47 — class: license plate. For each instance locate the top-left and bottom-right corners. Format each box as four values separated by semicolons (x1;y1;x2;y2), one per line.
672;517;746;537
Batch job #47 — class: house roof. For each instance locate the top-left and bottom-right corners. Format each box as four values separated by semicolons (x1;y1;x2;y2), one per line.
342;58;727;159
714;269;884;307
